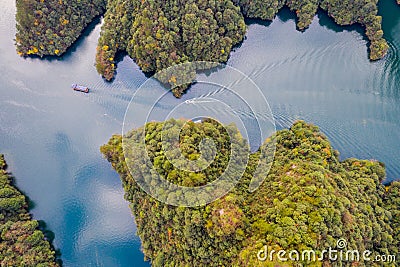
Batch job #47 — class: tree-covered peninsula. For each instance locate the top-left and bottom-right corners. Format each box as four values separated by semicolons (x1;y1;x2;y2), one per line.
16;0;399;96
101;119;400;266
15;0;106;56
237;0;390;60
95;0;246;91
0;155;59;266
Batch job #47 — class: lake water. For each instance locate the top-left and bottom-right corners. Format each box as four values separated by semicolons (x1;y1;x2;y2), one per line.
0;0;399;266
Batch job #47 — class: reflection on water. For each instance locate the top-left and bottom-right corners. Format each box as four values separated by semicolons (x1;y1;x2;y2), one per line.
0;0;399;265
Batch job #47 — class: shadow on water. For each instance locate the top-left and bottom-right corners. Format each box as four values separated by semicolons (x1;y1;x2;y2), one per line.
245;5;367;39
26;195;36;210
277;6;297;23
200;63;225;77
244;6;295;27
106;50;130;82
317;7;378;59
240;7;294;49
5;171;63;266
378;0;400;100
38;220;56;243
38;220;64;266
245;17;273;27
59;16;102;61
379;0;400;38
317;10;366;40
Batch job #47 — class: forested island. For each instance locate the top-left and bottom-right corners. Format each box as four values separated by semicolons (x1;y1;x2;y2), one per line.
101;119;400;266
16;0;399;97
0;155;59;266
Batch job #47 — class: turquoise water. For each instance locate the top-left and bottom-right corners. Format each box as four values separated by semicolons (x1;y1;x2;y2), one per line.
0;0;399;266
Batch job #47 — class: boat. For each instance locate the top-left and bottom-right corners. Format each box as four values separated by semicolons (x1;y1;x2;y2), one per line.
71;84;89;93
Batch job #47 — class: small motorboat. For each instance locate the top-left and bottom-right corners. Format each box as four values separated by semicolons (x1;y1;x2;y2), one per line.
71;84;89;93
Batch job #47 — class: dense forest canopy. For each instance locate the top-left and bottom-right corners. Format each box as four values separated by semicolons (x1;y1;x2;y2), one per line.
101;119;400;266
0;155;59;266
16;0;400;97
95;0;246;97
15;0;106;56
